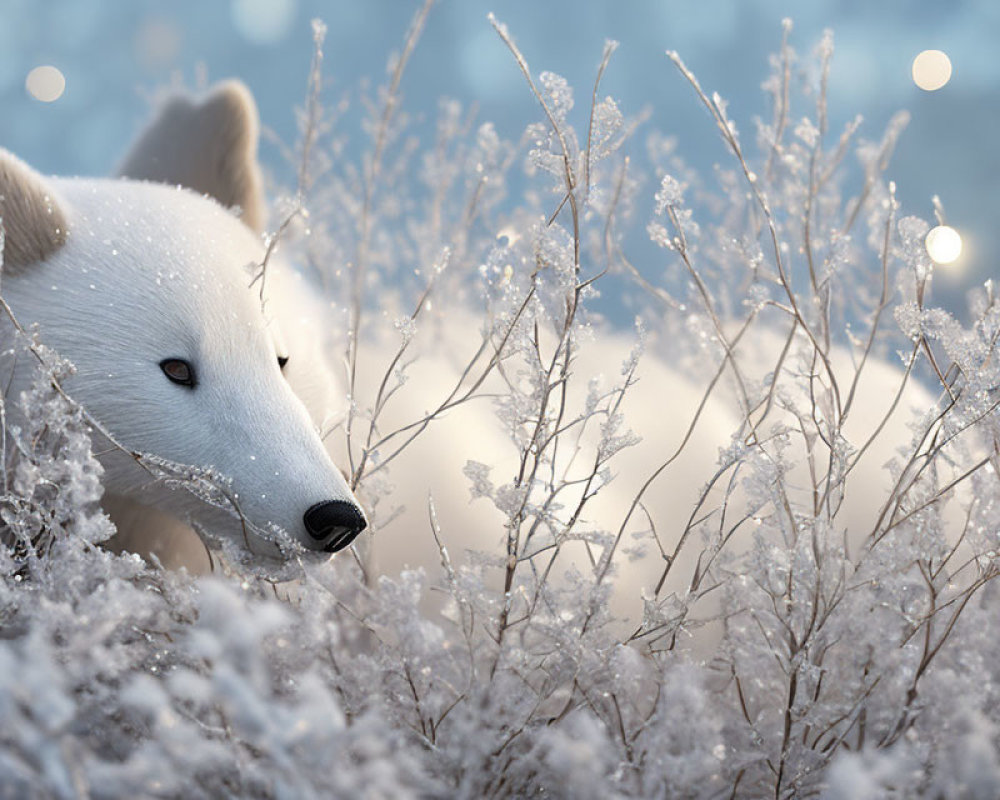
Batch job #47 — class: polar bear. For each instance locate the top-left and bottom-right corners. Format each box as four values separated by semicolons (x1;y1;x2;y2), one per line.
0;98;368;564
7;79;959;643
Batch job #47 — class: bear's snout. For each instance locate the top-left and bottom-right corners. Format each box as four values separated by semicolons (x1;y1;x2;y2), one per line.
303;500;368;552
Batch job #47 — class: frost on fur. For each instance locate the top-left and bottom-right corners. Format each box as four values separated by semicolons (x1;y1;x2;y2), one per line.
2;9;1000;799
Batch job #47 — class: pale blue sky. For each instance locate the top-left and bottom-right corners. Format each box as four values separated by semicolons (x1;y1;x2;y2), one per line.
1;0;995;316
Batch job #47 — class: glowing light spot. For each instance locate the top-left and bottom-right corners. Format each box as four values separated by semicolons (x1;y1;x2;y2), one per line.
925;225;963;265
25;65;65;102
497;225;521;247
912;50;952;91
231;0;297;45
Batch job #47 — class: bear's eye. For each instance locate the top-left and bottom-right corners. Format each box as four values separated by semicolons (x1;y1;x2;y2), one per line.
277;355;289;371
160;358;196;388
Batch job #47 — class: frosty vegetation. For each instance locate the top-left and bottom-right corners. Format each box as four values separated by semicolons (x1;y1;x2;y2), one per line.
3;6;1000;798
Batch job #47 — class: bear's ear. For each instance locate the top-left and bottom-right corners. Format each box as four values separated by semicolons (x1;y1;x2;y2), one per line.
116;80;266;233
0;150;68;271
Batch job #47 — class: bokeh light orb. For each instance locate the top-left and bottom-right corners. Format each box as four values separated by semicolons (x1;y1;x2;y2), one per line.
25;65;65;102
925;225;963;265
912;50;952;91
231;0;297;45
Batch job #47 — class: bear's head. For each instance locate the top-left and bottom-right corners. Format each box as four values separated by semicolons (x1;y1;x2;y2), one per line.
0;86;366;562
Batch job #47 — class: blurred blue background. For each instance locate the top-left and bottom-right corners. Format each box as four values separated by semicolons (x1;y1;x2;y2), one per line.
1;0;996;318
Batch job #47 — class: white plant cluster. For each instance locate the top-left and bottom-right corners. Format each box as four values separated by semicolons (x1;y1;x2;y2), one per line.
3;9;1000;798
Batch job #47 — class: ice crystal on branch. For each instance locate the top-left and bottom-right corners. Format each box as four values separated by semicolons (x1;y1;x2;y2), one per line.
1;342;113;567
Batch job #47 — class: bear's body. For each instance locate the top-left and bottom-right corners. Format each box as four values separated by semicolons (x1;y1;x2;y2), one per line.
1;80;953;644
346;316;944;629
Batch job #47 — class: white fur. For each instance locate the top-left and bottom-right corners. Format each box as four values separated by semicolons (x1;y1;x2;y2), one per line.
0;152;364;560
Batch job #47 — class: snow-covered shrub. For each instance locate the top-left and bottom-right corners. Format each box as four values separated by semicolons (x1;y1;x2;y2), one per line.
2;7;999;798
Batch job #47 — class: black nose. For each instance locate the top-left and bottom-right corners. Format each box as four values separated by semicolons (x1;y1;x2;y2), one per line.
304;500;367;552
